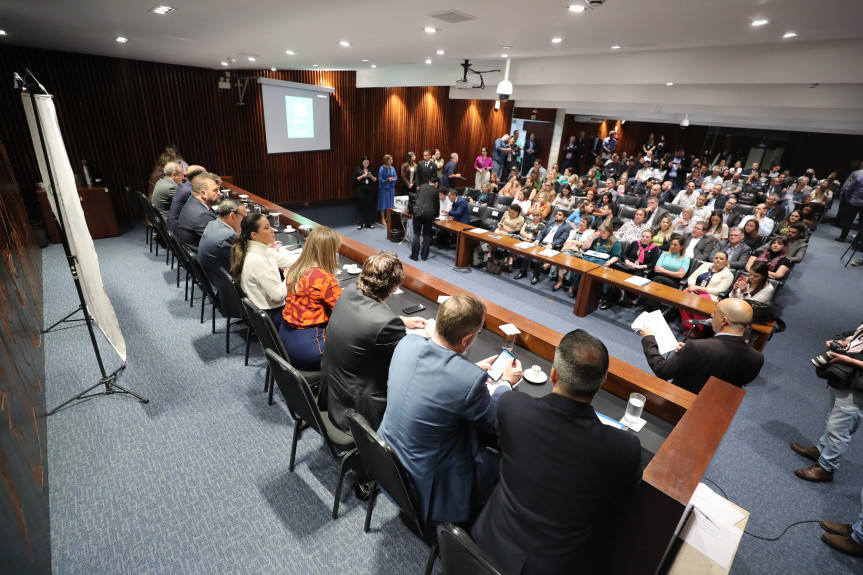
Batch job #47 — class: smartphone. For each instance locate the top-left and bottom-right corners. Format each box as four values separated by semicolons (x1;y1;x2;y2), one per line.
487;349;516;382
402;304;426;314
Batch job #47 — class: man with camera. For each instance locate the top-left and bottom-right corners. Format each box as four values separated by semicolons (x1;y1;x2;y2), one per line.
791;323;863;483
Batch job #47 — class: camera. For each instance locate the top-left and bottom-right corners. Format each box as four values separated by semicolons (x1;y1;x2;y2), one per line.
497;80;513;102
811;341;846;368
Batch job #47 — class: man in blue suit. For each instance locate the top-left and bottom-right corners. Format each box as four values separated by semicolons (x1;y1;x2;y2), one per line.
197;199;245;315
514;209;570;283
446;189;471;224
377;294;523;524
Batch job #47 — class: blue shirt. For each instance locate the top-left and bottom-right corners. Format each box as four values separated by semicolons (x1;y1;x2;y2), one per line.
449;197;470;224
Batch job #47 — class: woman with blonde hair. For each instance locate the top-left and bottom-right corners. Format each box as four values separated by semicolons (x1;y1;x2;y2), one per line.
279;226;343;370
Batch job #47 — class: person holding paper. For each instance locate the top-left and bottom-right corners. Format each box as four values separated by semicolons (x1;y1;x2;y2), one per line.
513;210;569;283
471;329;641;574
640;298;764;394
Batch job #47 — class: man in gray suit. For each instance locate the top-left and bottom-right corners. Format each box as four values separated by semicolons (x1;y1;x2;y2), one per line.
684;222;716;262
786;223;809;264
710;227;751;270
378;294;523;524
152;161;184;216
197;199;246;313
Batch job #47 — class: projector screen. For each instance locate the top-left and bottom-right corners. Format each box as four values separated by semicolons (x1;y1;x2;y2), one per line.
259;77;334;154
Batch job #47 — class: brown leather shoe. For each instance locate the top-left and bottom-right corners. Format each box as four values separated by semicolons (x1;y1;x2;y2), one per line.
821;520;853;536
795;464;834;482
822;533;863;556
790;442;820;463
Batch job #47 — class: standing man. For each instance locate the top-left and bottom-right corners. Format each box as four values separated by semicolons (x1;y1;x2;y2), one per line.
409;176;440;261
152;161;184;217
197;199;246;312
640;298;764;394
836;163;863;243
601;129;618;160
588;130;603;166
664;146;693;191
377;294;523;524
472;329;641;574
417;149;436;187
176;172;222;250
441;153;461;189
507;129;522;176
492;134;511;178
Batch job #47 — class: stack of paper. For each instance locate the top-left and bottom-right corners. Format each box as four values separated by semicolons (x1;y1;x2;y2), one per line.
538;248;559;257
469;228;487;234
631;311;679;354
513;241;534;249
679;484;746;570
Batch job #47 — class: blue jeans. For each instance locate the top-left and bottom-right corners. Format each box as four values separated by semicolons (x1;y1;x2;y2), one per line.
817;387;863;473
853;487;863;545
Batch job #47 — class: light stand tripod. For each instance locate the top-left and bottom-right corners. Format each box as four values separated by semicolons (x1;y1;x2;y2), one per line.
16;69;148;415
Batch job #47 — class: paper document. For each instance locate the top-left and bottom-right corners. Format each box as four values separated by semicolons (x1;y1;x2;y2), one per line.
690;483;745;531
631;310;679;355
583;250;609;259
595;412;626;430
406;318;435;337
620;416;647;432
437;295;450;304
679;508;744;570
625;276;651;287
393;288;404;295
499;323;521;336
538;248;559;257
513;241;534;249
469;228;487;234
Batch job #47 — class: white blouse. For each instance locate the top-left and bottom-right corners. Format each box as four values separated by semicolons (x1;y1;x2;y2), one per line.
240;241;301;311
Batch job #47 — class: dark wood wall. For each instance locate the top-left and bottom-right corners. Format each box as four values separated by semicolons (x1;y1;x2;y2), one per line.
0;45;512;222
0;141;49;574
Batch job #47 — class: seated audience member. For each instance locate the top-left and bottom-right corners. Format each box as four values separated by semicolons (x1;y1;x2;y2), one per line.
445;188;470;224
230;213;300;327
640;298;764;394
552;185;576;210
499;168;522;196
472;329;641;575
710;227;751;270
652;214;675;250
197;199;246;313
719;197;742;228
377;294;523;524
739;203;776;237
151;161;184;217
568;222;621;299
729;261;774;305
512;188;532;214
671;206;697;235
785;223;808;264
615;208;652;244
487;172;501;193
763;193;787;222
176;172;222;250
503;211;546;272
591;203;622;231
321;252;426;434
474;182;495;205
692;193;712;222
703;211;729;242
746;237;793;281
650;235;690;288
684;221;716;262
553;216;594;292
672;181;700;207
641;195;667;228
437;189;451;218
278;226;343;371
741;218;763;250
526;192;552;221
776;210;803;237
610;230;660;307
514;210;569;283
807;179;832;208
495;204;524;236
168;165;206;234
148;151;178;198
680;251;734;334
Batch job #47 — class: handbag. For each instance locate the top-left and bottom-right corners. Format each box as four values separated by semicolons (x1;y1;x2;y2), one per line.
485;255;504;275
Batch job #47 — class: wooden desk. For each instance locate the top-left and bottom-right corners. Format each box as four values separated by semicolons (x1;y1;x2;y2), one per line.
220;180;745;575
37;186;119;243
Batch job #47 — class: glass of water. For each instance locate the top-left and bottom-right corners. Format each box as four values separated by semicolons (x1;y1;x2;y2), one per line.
624;393;646;424
502;334;515;352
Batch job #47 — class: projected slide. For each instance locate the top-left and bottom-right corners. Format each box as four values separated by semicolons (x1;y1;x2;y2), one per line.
286;95;314;138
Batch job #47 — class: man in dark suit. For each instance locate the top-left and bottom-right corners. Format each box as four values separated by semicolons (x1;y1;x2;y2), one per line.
710;227;751;270
472;329;642;575
175;172;221;250
197;199;245;313
664;145;693;190
640;298;764;394
378;294;523;524
168;165;206;234
440;153;461;189
514;209;570;282
684;222;716;262
445;188;470;224
321;252;426;434
719;197;742;228
151;161;183;216
764;193;787;222
588;130;603;165
416;149;436;187
409;176;440;261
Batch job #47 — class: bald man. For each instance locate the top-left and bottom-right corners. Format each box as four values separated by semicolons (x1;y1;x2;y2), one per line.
640;299;764;394
168;165;206;234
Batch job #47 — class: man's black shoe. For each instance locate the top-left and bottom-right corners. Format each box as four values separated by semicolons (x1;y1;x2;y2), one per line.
514;271;527;280
530;276;539;285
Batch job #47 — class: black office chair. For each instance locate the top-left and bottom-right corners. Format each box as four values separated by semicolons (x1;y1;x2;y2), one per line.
732;204;756;218
345;410;439;575
181;244;221;326
218;268;255;362
618;206;637;221
493;195;514;209
617;195;640;207
163;228;193;296
469;205;488;227
481;207;504;230
241;298;320;405
663;203;684;217
437;523;508;575
264;349;359;520
139;195;171;261
465;188;481;201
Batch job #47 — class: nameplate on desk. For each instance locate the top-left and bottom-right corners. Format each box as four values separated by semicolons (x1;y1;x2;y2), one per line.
469;228;487;234
538;248;559;257
583;250;609;259
596;412;626;430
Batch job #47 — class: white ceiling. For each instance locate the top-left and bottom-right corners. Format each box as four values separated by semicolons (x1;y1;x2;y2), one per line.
2;0;863;133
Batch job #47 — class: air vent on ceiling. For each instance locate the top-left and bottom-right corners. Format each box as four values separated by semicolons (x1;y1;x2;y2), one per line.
429;10;476;24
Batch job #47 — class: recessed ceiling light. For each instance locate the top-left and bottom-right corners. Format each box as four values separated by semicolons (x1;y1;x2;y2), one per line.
270;67;277;71
338;41;350;47
312;64;319;67
501;53;508;58
436;49;445;55
424;27;437;33
247;56;256;62
751;19;769;27
783;32;798;38
221;61;229;66
361;58;370;62
551;37;562;43
568;5;586;12
666;82;674;86
285;50;295;55
115;37;129;43
502;45;512;49
150;5;174;15
425;58;432;64
0;30;6;36
610;45;621;50
370;64;376;68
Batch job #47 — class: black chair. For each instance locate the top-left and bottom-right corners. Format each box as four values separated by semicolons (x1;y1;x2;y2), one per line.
437;523;508;575
481;207;504;230
617;194;640;207
345;411;438;575
732;204;756;218
465;188;481;201
664;203;684;217
180;244;220;326
469;204;488;226
680;258;708;289
139;195;171;262
241;298;320;405
618;206;637;221
218;267;254;359
264;349;359;520
163;228;193;297
493;195;513;209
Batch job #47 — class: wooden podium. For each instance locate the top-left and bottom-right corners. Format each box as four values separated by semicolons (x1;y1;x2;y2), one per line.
37;186;119;243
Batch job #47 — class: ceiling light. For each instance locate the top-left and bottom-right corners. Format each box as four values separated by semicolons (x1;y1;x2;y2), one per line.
150;5;174;14
424;27;437;33
568;5;586;12
436;49;445;55
501;54;508;58
370;64;376;68
551;37;562;43
312;64;319;67
502;45;512;49
783;32;798;38
610;45;621;50
221;61;228;66
751;19;769;27
339;41;350;47
285;50;295;55
115;37;128;43
425;58;432;64
0;30;6;36
361;58;370;62
270;67;276;71
247;56;256;62
666;82;674;86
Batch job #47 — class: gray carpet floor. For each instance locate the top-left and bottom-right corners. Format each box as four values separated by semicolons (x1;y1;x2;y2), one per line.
45;206;862;574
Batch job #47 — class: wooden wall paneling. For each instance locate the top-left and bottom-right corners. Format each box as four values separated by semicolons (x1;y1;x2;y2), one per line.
0;140;49;573
513;106;557;123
